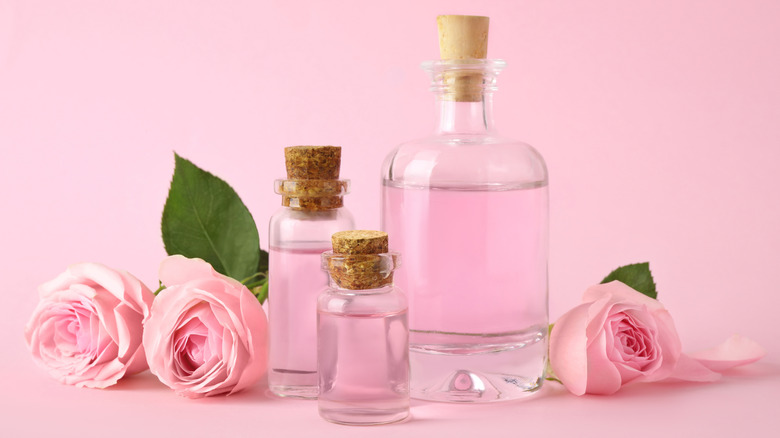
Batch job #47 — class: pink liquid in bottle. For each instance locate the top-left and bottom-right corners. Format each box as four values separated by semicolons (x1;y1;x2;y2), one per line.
318;307;409;425
382;183;548;401
268;245;331;398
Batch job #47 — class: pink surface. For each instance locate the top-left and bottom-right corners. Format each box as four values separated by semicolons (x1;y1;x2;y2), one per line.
1;0;778;436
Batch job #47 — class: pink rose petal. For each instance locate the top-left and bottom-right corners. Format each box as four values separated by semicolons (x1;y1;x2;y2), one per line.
668;353;722;382
687;334;765;373
550;298;608;396
583;281;665;312
584;328;623;395
159;255;244;291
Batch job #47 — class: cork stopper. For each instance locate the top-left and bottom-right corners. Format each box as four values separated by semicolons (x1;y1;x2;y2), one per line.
277;146;347;211
436;15;489;103
437;15;489;60
332;230;389;255
326;230;397;290
284;146;341;180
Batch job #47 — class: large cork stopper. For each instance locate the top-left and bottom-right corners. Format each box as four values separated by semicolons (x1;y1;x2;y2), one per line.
284;146;341;180
437;15;489;60
327;230;395;290
437;15;489;102
278;146;347;210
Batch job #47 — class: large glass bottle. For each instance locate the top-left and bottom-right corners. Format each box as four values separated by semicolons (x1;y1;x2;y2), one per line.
268;146;355;398
380;16;549;402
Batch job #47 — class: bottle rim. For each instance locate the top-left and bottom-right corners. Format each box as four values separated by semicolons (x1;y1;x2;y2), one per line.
422;59;506;97
321;251;401;271
274;179;350;197
421;59;507;72
321;251;401;290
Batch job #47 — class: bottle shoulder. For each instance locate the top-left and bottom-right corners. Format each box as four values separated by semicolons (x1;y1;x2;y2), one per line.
270;207;354;223
382;135;548;189
269;207;355;245
318;286;408;316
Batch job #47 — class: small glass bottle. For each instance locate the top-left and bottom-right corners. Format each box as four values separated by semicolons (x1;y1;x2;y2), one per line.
381;16;549;402
268;146;355;398
318;230;409;425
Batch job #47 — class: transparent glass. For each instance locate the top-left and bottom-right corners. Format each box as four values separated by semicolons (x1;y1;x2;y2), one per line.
268;207;355;398
380;59;549;402
317;252;409;425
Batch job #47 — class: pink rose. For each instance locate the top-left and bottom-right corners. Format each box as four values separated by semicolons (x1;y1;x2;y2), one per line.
550;281;681;395
550;281;765;395
143;255;268;398
24;263;154;388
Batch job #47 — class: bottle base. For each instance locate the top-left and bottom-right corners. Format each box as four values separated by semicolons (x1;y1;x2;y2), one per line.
269;384;318;399
410;371;544;403
409;326;547;403
268;367;319;399
319;403;410;426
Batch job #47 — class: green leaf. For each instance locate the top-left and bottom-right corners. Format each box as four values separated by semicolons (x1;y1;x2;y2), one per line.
162;153;261;282
545;323;561;383
257;249;269;274
240;271;267;286
251;278;269;305
545;361;561;384
600;262;657;299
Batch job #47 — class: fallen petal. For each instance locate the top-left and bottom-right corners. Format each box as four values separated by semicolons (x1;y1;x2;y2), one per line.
688;334;765;373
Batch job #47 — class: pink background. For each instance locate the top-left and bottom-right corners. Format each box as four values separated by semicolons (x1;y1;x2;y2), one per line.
1;1;778;436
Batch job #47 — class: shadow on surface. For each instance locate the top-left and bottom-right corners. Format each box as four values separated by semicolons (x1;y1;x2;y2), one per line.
107;371;277;404
599;361;780;399
408;380;565;408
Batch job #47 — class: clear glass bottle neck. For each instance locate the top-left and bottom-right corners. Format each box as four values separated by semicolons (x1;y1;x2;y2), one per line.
434;93;495;135
423;59;505;137
325;282;395;295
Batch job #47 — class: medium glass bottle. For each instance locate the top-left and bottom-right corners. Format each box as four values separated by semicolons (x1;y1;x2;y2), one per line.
380;15;549;402
318;230;409;425
268;146;355;398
